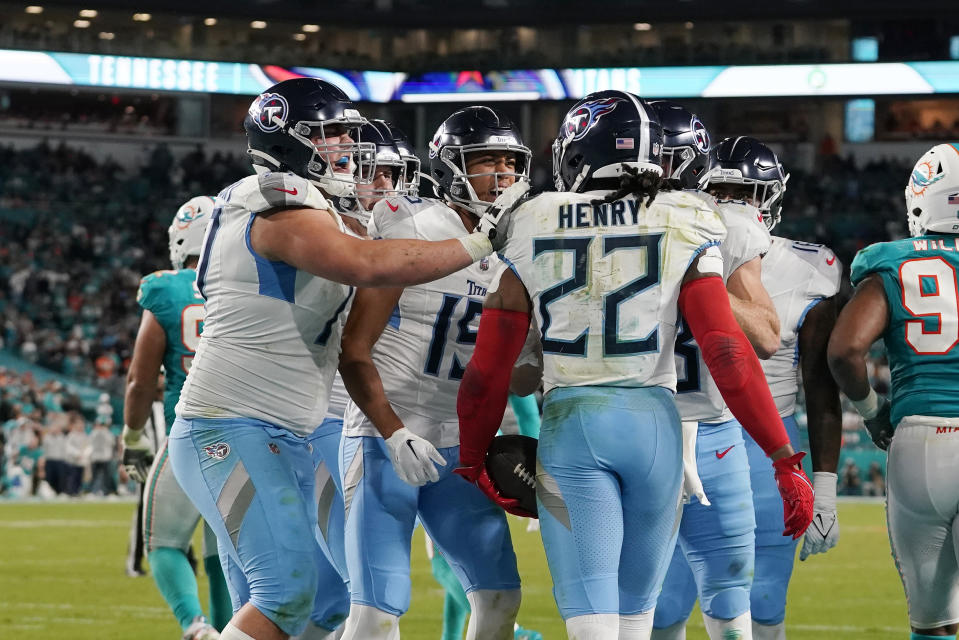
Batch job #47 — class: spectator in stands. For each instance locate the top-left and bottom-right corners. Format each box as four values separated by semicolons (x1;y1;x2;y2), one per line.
13;426;44;496
63;413;88;495
839;458;862;496
88;415;116;495
864;461;886;497
42;419;66;494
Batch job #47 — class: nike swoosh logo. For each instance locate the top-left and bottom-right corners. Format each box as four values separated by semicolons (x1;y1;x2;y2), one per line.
826;255;836;265
274;187;298;196
813;513;835;537
386;201;399;212
716;446;734;459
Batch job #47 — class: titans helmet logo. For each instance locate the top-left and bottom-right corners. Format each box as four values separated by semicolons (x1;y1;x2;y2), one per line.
203;442;231;460
910;160;944;196
691;117;710;153
562;97;625;142
249;92;289;133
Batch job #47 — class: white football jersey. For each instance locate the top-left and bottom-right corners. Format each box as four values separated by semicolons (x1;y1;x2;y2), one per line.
498;189;726;393
343;196;501;448
760;236;842;417
324;223;366;422
674;199;772;422
177;172;353;436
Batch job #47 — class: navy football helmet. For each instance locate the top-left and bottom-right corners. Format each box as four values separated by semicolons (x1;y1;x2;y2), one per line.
428;106;531;215
649;100;712;191
243;78;374;198
389;124;421;197
553;90;663;193
357;121;405;193
708;136;789;230
350;120;406;219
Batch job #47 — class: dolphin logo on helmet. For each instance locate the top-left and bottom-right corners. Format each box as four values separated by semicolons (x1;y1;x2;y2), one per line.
910;160;945;196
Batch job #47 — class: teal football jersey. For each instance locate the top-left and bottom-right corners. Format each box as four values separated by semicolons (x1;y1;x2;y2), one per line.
851;235;959;426
136;268;204;431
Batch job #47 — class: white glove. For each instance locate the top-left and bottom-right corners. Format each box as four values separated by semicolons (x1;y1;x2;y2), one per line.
121;425;155;484
475;180;530;251
681;421;710;506
385;427;447;487
799;471;839;560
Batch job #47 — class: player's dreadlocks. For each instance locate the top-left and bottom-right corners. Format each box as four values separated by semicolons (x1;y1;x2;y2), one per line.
590;163;673;208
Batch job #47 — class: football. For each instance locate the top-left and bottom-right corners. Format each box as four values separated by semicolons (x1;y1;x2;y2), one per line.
485;435;539;516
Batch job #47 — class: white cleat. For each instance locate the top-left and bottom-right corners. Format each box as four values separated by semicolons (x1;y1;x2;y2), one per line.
182;616;220;640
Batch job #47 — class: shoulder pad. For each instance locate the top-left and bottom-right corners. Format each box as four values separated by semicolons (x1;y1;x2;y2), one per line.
850;241;893;287
718;202;771;269
247;172;330;214
136;270;176;312
657;190;727;244
782;238;843;298
371;195;444;240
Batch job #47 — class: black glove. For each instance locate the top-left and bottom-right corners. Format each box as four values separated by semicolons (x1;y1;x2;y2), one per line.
863;397;893;450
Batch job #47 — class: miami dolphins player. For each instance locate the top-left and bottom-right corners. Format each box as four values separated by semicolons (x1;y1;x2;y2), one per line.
829;143;959;640
337;106;532;640
167;78;506;640
456;90;814;640
121;195;231;640
738;142;844;640
648;122;782;638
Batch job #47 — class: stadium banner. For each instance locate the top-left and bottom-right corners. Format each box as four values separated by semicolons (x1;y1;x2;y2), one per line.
1;48;958;100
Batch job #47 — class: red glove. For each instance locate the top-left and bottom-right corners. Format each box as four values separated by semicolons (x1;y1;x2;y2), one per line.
773;451;815;539
453;463;536;518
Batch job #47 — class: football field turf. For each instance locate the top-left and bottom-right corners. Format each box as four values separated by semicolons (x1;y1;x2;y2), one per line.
0;500;906;639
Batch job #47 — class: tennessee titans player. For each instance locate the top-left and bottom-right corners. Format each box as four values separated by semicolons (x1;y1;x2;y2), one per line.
456;90;814;640
649;111;781;640
723;137;845;640
167;78;505;640
336;106;533;640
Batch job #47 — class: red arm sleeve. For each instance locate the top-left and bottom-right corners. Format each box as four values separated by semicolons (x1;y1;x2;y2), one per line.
679;276;790;456
456;308;531;467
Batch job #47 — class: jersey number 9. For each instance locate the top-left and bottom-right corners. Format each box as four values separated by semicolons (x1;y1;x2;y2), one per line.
180;303;204;372
901;257;959;355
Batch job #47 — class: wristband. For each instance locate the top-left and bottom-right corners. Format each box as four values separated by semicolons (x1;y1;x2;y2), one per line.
456;232;493;262
851;387;880;419
122;424;145;446
812;471;838;508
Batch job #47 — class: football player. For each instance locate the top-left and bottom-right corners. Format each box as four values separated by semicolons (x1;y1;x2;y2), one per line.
350;120;411;226
164;78;506;640
298;120;412;640
120;196;230;640
828;143;959;640
456;90;814;640
648;116;782;639
336;105;532;640
732;138;843;640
